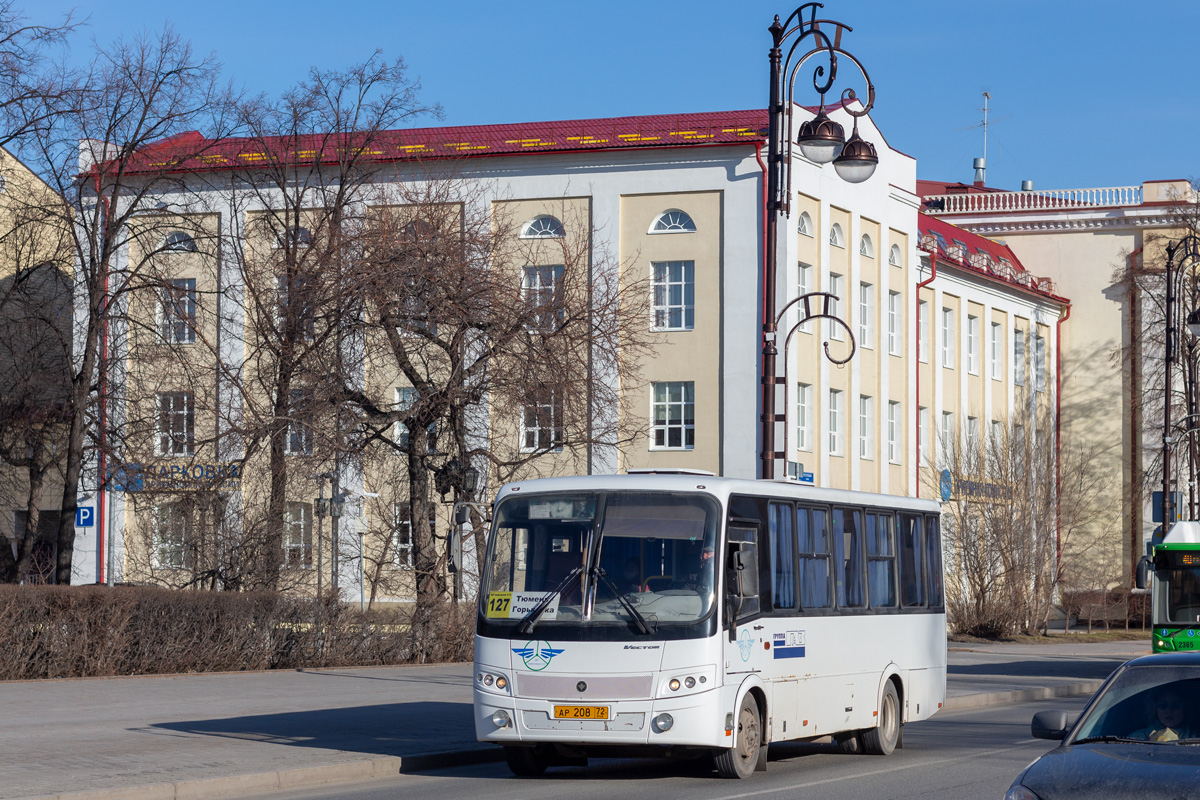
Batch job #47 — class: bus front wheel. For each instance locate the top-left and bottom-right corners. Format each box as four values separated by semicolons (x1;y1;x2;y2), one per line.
862;681;900;756
504;745;548;776
715;695;762;778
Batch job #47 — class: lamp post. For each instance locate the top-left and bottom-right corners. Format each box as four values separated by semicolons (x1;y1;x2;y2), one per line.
761;3;878;479
1161;235;1200;528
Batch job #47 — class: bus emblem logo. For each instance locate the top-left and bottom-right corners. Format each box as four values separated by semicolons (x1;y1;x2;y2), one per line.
513;640;564;671
737;629;754;662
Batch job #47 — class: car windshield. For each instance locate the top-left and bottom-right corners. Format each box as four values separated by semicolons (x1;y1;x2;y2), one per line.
481;491;720;628
1071;665;1200;744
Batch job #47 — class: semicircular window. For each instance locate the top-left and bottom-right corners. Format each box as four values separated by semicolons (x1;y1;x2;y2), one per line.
889;243;902;267
797;211;813;236
164;231;198;253
520;215;565;239
650;209;696;234
859;234;874;258
278;226;313;249
829;223;844;248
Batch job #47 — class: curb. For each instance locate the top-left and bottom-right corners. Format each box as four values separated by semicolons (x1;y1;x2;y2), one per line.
17;684;1103;800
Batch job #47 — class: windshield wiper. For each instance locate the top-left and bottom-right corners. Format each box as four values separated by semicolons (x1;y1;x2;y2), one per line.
516;566;582;636
593;567;655;635
1073;735;1145;745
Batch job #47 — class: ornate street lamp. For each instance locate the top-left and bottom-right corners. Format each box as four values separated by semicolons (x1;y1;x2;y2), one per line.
1161;235;1200;527
761;3;878;479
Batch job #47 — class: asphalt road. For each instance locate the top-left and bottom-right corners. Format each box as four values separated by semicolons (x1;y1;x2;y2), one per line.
226;695;1091;800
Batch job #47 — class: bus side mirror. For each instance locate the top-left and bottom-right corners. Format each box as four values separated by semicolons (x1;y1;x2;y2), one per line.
1136;556;1151;590
448;530;462;573
732;548;760;599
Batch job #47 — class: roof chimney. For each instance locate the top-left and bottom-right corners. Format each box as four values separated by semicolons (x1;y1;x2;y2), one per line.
1021;180;1034;192
973;157;986;187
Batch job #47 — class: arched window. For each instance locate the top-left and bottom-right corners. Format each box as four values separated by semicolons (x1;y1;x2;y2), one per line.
797;211;813;237
829;223;844;248
278;226;313;249
889;243;902;267
164;231;198;253
859;234;874;258
520;215;564;239
649;209;696;234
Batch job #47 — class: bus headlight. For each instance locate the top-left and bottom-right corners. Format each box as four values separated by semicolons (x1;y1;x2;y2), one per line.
669;678;681;691
492;710;511;728
496;676;507;690
652;713;674;733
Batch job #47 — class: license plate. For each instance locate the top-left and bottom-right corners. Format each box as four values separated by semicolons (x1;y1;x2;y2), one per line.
554;705;610;720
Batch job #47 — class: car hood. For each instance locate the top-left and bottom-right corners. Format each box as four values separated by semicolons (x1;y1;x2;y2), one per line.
1021;743;1200;799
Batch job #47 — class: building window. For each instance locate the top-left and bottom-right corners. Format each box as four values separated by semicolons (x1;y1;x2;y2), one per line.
649;209;696;234
520;215;564;239
276;274;315;340
889;243;902;267
521;391;563;452
156;391;194;456
797;382;812;451
522;265;565;331
829;273;844;341
858;282;874;349
798;211;813;236
159;278;197;344
163;231;198;253
394;387;436;453
283;502;313;569
858;395;873;460
991;419;1004;447
651;260;694;330
152;502;193;569
828;389;843;455
651;381;694;450
285;389;314;456
967;314;980;375
1034;334;1046;392
887;290;901;356
277;226;313;249
829;223;844;248
1014;329;1026;386
859;234;874;258
940;411;954;464
887;401;901;464
918;300;930;363
941;307;955;368
990;321;1002;381
919;406;929;464
966;416;979;454
798;262;813;333
391;502;434;568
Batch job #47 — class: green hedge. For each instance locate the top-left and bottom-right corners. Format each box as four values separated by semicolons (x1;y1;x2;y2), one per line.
0;585;474;679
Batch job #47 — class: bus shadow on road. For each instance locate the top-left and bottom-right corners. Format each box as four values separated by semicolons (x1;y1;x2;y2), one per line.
948;658;1124;680
151;700;477;758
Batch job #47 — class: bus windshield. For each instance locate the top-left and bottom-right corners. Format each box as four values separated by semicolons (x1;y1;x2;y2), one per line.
482;491;720;630
1156;550;1200;625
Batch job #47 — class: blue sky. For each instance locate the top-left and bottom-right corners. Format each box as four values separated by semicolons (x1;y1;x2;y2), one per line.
37;0;1200;191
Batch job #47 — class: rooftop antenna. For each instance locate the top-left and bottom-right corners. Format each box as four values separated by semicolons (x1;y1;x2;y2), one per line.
974;91;991;185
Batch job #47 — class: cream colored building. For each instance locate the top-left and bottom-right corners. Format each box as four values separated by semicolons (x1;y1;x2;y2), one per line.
76;107;1066;603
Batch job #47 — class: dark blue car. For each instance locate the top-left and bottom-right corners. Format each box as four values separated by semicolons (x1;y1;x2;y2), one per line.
1006;652;1200;799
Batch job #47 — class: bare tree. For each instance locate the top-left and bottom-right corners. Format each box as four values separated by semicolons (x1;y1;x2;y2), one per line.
0;1;78;148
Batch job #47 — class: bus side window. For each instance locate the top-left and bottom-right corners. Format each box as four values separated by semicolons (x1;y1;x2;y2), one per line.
726;524;761;622
800;507;832;609
899;514;925;608
867;513;898;608
769;502;797;610
925;515;944;608
833;507;866;609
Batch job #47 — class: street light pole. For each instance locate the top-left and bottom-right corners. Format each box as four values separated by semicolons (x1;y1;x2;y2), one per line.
1161;235;1200;529
760;3;878;479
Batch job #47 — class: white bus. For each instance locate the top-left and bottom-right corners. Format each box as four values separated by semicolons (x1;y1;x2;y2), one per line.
472;473;946;778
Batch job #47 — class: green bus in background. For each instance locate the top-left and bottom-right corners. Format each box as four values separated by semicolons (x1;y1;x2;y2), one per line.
1137;521;1200;652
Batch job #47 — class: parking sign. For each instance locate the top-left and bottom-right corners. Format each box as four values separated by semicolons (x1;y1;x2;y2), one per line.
76;506;95;527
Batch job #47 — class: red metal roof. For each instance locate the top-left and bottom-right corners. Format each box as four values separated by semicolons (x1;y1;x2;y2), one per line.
917;213;1066;302
123;110;771;175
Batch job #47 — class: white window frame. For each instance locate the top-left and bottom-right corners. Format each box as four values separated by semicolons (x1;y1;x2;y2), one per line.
156;391;194;457
858;395;874;460
152;502;192;569
650;381;695;450
887;290;901;356
829;223;844;248
966;416;979;454
887;401;901;464
940;410;955;464
796;382;812;451
283;501;313;569
1034;334;1047;392
919;406;930;464
520;215;565;239
829;273;844;341
651;260;695;331
828;389;843;455
941;307;955;368
990;321;1002;381
390;502;433;569
285;389;314;456
858;282;874;349
859;234;874;258
394;387;436;453
649;209;696;234
798;262;813;333
1014;328;1026;386
888;243;902;267
521;391;564;452
967;314;980;375
798;211;813;237
159;278;197;344
163;231;198;253
522;265;566;331
918;300;930;363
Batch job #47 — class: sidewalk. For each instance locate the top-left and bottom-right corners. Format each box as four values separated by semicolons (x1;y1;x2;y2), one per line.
2;639;1150;800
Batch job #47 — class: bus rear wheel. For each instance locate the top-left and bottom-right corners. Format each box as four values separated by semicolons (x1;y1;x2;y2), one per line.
504;745;548;776
715;695;762;778
862;681;900;756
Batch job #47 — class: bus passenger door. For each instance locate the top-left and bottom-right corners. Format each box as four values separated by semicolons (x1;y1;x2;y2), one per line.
723;522;764;679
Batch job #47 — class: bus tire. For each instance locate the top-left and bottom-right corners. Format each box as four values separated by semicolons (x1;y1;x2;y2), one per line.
862;681;900;756
835;731;863;754
714;694;762;778
504;745;548;776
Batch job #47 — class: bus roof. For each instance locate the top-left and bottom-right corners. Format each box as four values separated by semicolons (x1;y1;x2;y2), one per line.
1164;520;1200;546
494;474;942;514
